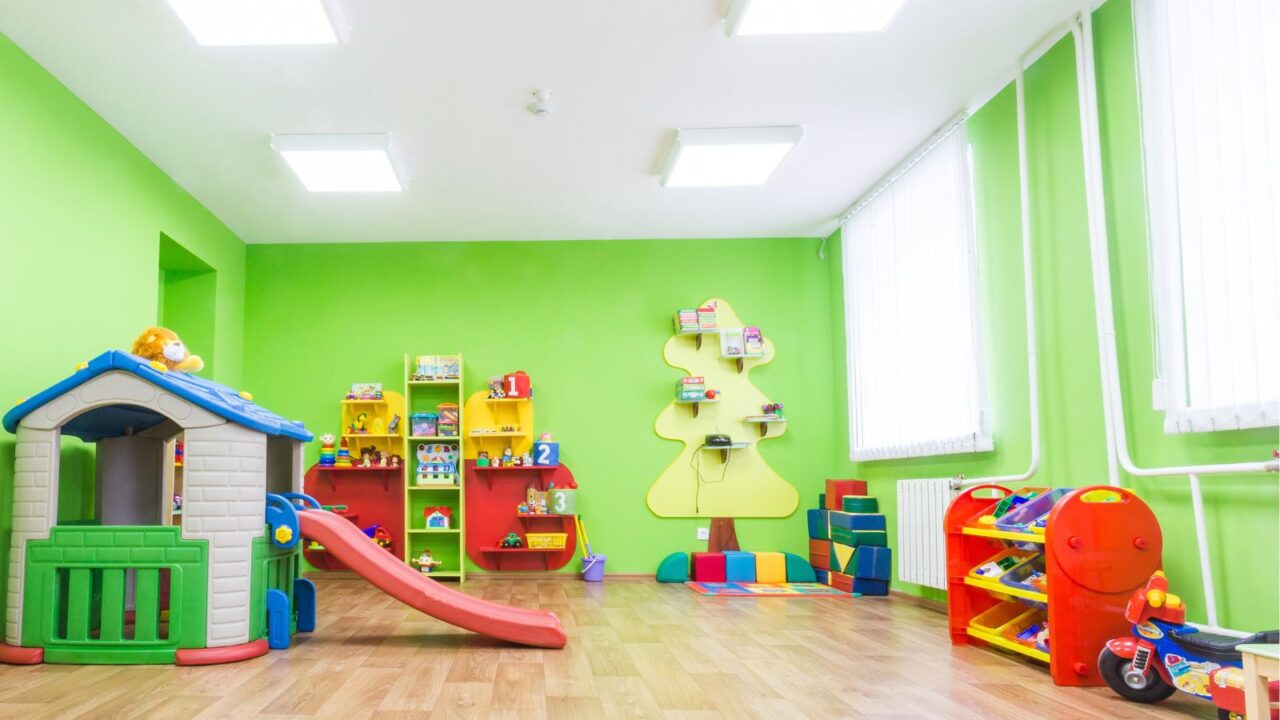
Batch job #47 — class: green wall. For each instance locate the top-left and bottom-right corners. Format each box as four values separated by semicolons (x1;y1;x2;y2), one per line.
0;31;246;608
243;238;837;574
825;0;1278;630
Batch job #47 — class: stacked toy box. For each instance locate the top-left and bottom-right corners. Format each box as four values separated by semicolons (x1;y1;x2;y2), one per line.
806;479;892;596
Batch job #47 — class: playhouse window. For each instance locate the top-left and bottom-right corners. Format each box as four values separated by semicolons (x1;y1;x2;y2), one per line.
266;436;297;496
56;403;177;527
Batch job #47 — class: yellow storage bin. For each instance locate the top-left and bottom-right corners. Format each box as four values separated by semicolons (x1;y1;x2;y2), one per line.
526;532;568;549
970;601;1034;635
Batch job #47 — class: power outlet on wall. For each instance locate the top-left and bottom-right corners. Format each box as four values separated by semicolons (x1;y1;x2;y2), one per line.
696;527;710;541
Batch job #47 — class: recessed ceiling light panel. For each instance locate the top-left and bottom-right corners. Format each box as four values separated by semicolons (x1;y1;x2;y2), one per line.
660;126;803;188
165;0;348;46
725;0;905;36
271;134;403;192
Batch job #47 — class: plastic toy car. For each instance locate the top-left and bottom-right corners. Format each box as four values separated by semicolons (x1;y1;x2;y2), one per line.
500;532;523;548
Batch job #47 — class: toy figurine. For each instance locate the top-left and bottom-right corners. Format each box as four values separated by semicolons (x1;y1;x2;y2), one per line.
487;376;506;399
411;549;442;574
172;494;183;513
521;452;533;467
390;454;402;469
174;441;184;467
476;450;490;468
377;451;389;467
762;402;783;416
513;454;524;467
359;446;377;467
518;502;530;514
353;412;369;434
345;391;356;400
372;417;386;435
319;433;336;467
501;448;514;467
500;532;523;548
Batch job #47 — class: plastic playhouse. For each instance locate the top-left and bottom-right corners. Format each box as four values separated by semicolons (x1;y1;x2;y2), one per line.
0;351;565;666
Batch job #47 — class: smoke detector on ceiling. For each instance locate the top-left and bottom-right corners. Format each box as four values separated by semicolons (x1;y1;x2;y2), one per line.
526;89;556;117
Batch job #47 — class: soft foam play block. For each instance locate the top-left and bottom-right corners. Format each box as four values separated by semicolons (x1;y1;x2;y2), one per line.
830;527;888;548
815;568;829;585
841;495;879;514
692;552;726;582
656;552;689;583
853;546;892;581
808;539;830;570
722;551;756;582
784;553;817;583
817;493;826;509
828;571;854;593
827;510;885;532
824;479;867;511
806;509;830;539
853;578;889;596
828;541;855;574
754;552;786;583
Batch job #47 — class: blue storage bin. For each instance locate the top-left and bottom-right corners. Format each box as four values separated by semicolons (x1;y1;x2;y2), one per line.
722;551;756;582
1000;554;1048;597
996;488;1069;532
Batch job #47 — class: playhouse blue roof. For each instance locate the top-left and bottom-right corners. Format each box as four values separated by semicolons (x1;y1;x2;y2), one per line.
3;350;312;442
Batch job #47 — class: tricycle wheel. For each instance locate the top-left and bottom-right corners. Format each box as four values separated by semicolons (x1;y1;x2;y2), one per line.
1217;710;1243;720
1099;648;1177;703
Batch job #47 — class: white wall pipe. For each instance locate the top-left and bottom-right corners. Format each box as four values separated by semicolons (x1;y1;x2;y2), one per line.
1186;473;1219;628
955;59;1043;490
1071;15;1123;488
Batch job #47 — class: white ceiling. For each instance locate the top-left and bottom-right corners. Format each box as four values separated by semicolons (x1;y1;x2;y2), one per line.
0;0;1079;244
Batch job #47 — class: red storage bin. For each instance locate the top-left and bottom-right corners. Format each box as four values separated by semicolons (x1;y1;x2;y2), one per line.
692;552;726;582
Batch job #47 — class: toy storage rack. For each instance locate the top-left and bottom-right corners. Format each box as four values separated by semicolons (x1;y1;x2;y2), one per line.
402;354;465;581
944;484;1163;687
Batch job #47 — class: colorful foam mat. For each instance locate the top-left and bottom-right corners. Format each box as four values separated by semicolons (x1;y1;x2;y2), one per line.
686;582;852;597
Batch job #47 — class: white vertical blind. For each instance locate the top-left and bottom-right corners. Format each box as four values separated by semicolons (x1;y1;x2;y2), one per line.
842;127;991;461
1133;0;1280;433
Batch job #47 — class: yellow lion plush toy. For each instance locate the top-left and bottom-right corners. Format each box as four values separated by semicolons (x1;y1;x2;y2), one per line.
131;327;204;372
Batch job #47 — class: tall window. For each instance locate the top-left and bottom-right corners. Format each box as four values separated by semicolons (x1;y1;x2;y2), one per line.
842;126;990;461
1133;0;1279;433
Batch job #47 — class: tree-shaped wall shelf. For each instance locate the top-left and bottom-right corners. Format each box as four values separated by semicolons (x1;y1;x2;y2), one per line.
648;298;798;550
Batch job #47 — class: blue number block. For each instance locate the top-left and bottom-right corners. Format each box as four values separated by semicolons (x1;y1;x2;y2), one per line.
806;509;829;539
722;551;756;582
533;441;560;466
852;578;889;596
853;546;892;581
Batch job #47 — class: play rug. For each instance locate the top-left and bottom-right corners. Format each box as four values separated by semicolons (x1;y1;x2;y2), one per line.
686;582;850;597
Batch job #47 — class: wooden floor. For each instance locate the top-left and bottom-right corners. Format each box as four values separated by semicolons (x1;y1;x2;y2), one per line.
0;575;1217;719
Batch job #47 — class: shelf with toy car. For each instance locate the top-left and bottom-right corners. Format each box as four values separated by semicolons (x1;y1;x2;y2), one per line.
945;484;1163;688
403;354;467;581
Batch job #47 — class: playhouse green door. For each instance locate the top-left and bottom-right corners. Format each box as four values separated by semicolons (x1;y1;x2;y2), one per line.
22;526;208;664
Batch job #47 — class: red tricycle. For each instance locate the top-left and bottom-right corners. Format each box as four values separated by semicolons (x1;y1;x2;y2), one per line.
1098;571;1278;719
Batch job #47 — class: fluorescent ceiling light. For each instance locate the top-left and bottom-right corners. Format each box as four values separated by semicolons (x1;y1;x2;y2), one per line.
660;127;803;188
725;0;905;36
165;0;348;46
271;134;403;192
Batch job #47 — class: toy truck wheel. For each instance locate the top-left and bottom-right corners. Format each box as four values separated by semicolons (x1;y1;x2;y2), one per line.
1217;710;1242;720
1099;648;1176;704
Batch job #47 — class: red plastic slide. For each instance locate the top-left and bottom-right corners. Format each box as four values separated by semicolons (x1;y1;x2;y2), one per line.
297;509;566;649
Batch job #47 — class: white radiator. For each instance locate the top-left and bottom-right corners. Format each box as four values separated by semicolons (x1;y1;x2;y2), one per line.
895;478;956;589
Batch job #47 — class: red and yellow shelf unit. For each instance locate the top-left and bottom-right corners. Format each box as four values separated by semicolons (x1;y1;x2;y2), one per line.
944;484;1163;687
